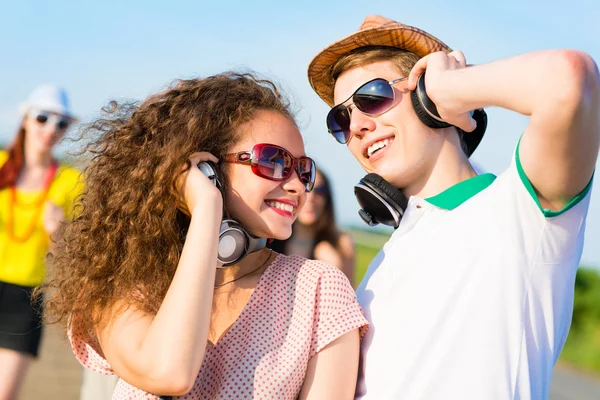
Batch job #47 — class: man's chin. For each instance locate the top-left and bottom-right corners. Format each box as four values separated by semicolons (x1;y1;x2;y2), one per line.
374;167;406;189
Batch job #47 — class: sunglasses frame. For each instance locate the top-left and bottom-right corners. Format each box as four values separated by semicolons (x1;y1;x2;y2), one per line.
327;77;408;144
28;108;71;131
222;143;316;192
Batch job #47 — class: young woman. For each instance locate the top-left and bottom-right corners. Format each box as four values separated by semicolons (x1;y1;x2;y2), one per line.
43;73;368;399
269;168;356;285
0;84;82;399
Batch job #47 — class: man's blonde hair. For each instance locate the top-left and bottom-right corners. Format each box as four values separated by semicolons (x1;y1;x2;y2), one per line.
331;46;420;81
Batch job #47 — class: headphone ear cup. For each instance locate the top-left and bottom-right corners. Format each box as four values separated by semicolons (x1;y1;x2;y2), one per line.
410;74;488;156
361;174;408;213
218;220;248;266
354;173;408;228
462;108;488;157
218;219;268;266
410;74;451;130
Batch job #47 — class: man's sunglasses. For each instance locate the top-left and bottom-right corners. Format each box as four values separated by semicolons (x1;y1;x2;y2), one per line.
28;109;71;131
223;143;316;192
326;77;407;144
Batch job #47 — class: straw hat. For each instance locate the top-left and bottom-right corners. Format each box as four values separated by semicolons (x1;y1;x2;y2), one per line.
308;15;452;107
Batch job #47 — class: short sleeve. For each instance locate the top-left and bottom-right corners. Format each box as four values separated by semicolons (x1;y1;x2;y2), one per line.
68;328;115;376
514;137;593;218
309;265;369;358
49;166;85;220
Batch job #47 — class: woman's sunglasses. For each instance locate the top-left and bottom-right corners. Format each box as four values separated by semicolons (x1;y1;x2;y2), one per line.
28;109;71;131
326;77;407;144
223;143;316;192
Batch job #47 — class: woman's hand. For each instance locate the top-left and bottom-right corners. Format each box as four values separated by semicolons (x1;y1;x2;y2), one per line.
42;201;65;236
176;152;223;216
408;50;477;133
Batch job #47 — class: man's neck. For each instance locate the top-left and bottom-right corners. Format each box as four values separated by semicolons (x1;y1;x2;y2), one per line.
405;142;476;200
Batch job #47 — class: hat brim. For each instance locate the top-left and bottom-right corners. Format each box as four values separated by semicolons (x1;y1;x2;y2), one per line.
308;24;452;107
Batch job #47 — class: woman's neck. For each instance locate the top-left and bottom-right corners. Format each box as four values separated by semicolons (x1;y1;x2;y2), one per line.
23;147;54;169
15;147;56;189
214;247;273;286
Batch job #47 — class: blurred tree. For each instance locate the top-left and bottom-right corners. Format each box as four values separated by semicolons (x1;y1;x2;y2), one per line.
571;267;600;332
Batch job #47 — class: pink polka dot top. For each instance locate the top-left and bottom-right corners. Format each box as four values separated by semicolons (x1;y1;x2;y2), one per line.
69;254;369;399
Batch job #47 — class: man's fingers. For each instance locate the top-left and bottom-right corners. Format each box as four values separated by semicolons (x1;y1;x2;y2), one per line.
448;50;467;68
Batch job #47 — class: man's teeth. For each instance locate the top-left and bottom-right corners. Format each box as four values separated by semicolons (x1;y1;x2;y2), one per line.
266;201;295;213
367;139;390;158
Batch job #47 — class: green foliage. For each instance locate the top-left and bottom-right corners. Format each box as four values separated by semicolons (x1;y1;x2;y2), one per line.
560;267;600;374
354;242;379;286
571;267;600;332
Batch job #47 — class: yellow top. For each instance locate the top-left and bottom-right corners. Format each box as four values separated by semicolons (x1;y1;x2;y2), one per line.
0;150;84;287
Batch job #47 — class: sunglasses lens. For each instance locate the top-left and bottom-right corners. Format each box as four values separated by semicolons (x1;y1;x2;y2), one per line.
254;145;316;192
298;158;316;192
32;112;69;131
256;146;290;180
57;119;70;130
35;114;48;124
354;79;395;115
326;106;351;144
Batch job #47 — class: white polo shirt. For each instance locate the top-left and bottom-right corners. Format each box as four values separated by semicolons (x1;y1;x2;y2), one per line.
355;149;593;400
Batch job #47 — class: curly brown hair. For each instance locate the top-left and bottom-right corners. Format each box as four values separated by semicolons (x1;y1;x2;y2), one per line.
42;72;295;341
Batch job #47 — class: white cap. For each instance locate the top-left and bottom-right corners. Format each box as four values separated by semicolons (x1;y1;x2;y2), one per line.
19;84;76;120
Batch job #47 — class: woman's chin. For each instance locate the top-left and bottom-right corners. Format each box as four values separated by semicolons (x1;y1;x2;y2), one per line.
270;226;293;241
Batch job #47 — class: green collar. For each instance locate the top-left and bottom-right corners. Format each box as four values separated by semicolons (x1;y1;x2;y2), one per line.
425;173;497;210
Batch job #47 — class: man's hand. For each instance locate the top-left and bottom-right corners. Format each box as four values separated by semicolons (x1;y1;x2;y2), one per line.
408;50;477;133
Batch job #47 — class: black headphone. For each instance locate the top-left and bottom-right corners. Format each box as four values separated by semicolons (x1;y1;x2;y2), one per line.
410;72;488;155
354;73;488;229
197;161;267;266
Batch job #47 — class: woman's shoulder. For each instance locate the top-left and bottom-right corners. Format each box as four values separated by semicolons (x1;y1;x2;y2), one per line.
56;163;83;181
271;252;353;288
273;252;343;272
53;163;84;192
338;231;354;246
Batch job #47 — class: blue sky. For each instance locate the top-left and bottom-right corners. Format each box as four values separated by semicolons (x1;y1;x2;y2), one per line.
2;0;599;265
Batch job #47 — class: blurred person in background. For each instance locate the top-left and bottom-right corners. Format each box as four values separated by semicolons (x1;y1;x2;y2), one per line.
0;84;83;399
42;73;367;399
269;167;356;285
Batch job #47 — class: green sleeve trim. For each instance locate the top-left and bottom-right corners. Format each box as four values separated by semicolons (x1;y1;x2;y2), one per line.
515;138;593;218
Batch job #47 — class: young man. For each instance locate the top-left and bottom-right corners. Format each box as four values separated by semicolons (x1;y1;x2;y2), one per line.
307;15;599;399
